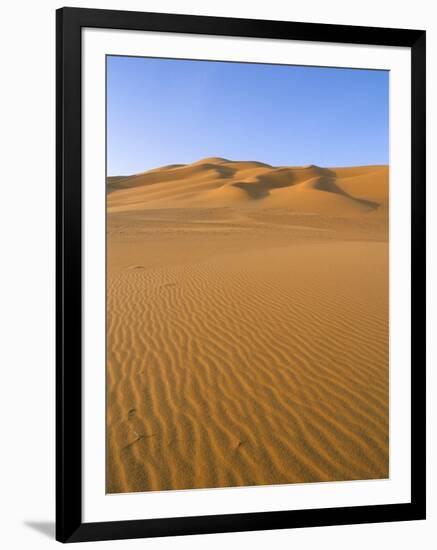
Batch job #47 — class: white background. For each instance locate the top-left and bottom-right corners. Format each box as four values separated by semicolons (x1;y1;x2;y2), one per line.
0;0;434;548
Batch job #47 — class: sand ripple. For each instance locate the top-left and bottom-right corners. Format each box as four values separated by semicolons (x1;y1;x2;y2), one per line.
107;242;388;493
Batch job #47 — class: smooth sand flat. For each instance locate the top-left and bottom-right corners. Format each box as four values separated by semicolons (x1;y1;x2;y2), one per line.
106;159;389;493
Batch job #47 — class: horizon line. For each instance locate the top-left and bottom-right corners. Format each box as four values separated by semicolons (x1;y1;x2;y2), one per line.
107;158;389;178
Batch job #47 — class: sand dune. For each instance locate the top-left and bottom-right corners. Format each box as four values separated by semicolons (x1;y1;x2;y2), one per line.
106;158;389;493
107;159;387;219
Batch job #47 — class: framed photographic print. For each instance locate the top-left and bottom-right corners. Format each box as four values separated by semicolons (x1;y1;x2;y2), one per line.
56;7;426;543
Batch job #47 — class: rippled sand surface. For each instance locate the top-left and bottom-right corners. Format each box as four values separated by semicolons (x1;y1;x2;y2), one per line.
106;160;389;493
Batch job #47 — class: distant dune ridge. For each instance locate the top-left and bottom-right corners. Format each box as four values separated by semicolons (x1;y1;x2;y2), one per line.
106;158;389;493
107;158;388;214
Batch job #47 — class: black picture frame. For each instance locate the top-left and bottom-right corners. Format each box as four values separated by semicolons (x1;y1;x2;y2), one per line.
56;6;426;543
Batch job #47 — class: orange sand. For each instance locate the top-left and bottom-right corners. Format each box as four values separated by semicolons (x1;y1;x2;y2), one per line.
106;159;389;493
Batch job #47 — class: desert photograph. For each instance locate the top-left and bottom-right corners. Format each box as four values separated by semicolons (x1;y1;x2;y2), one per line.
106;57;389;494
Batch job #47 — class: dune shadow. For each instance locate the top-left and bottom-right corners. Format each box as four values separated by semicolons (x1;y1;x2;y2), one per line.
231;181;270;200
308;176;380;211
24;521;55;539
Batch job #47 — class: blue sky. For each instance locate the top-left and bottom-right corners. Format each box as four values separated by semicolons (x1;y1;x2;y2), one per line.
107;56;389;176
